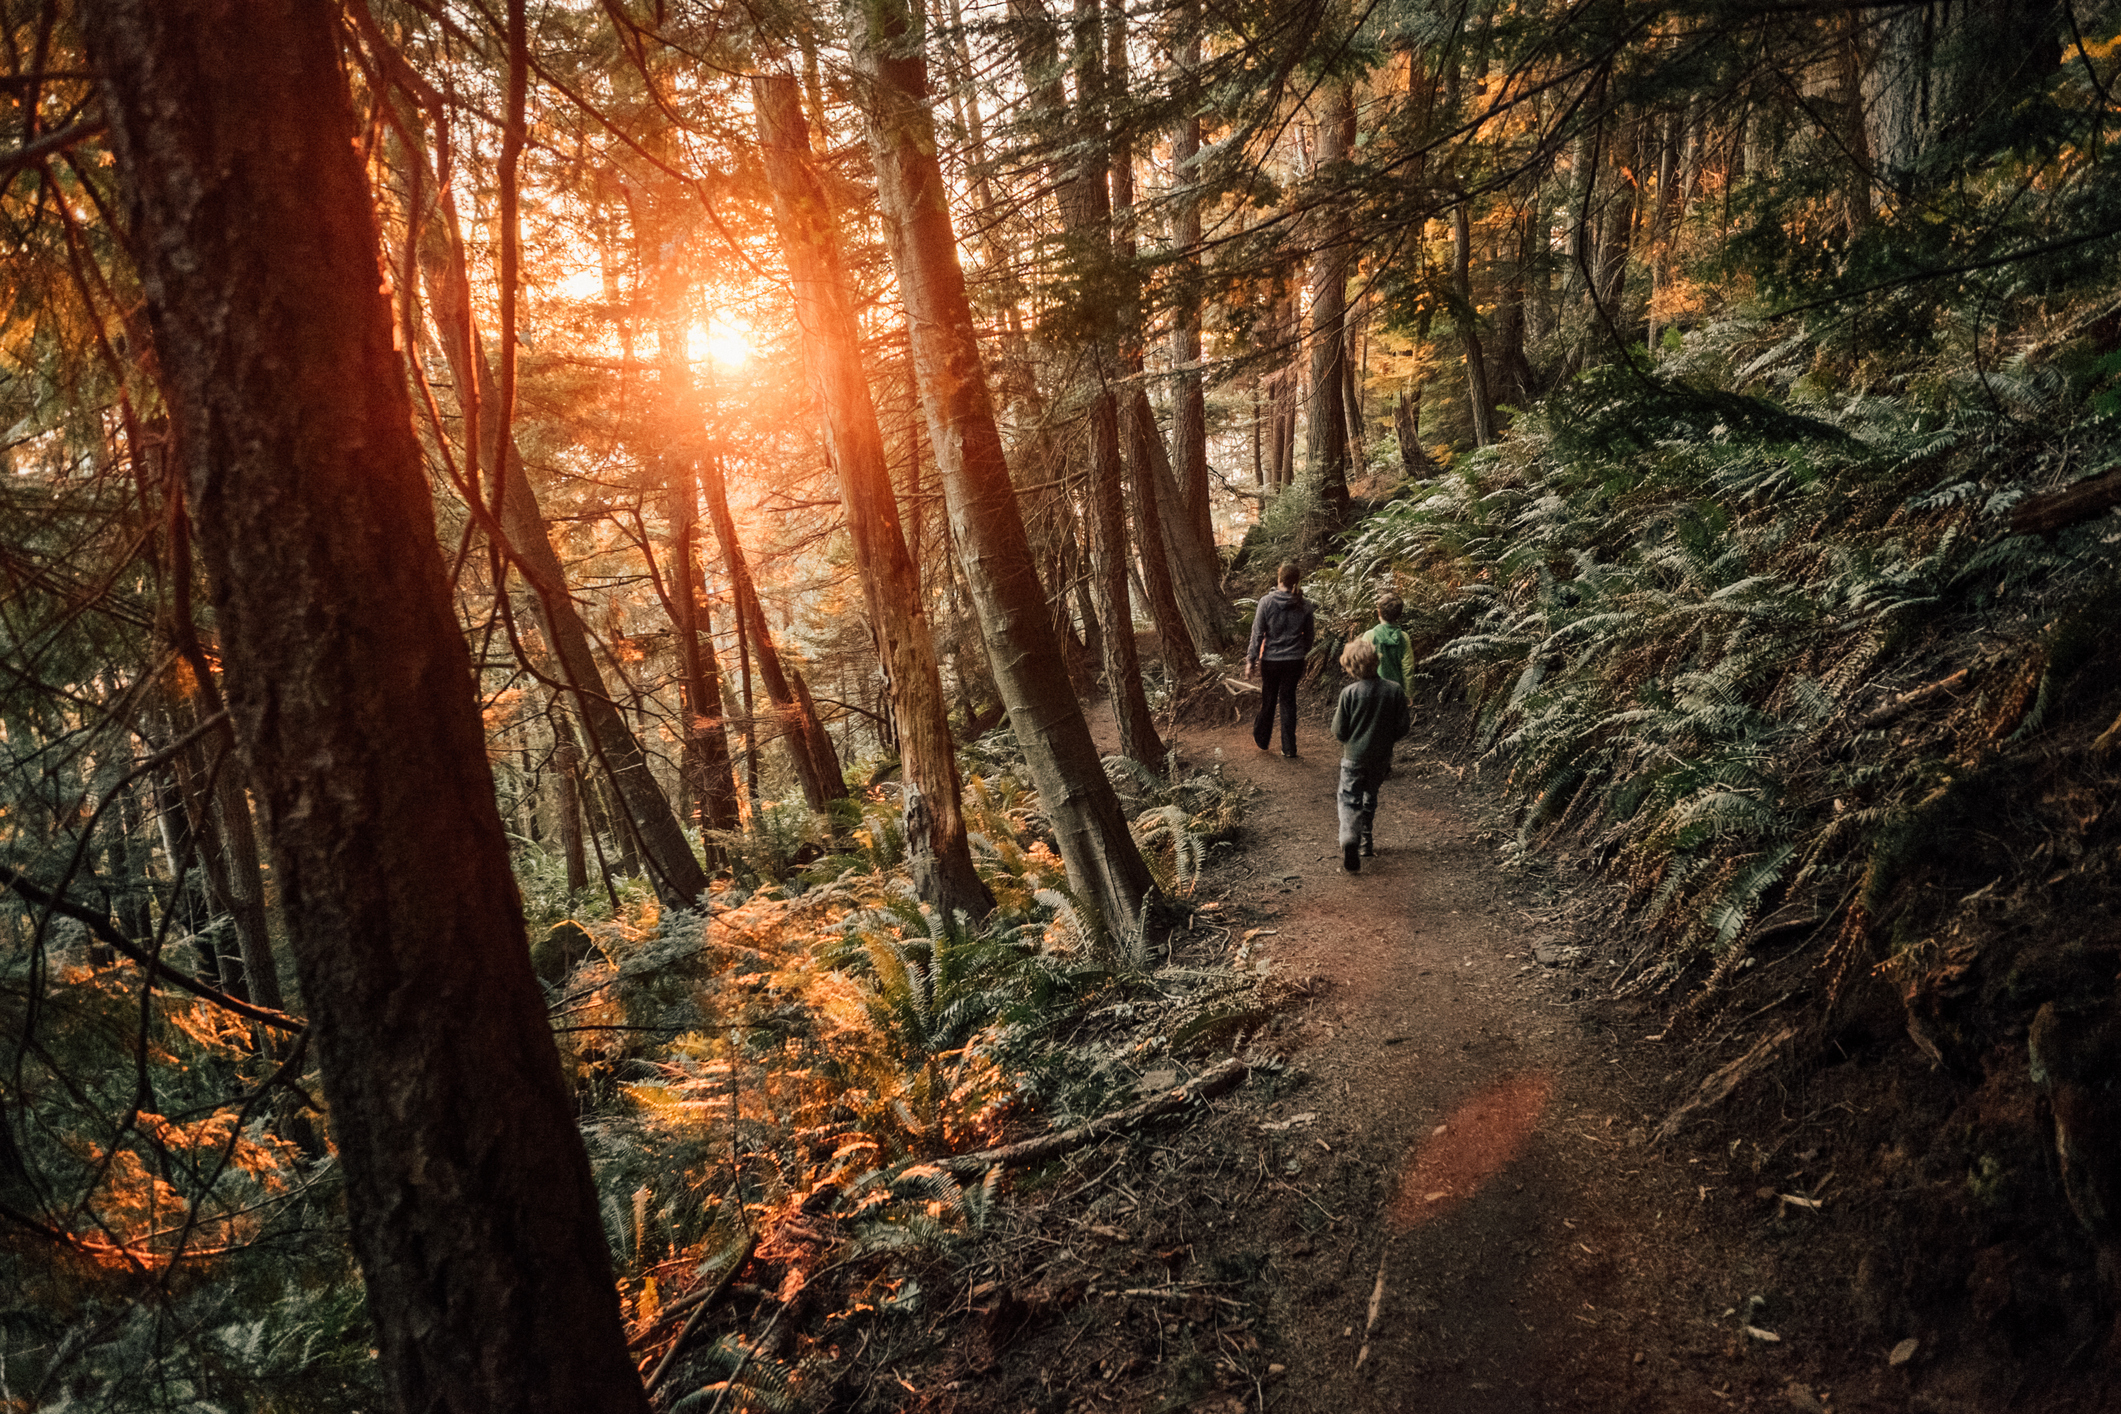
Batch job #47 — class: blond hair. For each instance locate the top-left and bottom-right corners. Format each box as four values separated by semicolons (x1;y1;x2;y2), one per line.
1340;636;1380;679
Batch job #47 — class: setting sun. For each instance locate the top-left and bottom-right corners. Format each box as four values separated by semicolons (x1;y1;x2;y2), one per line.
688;317;751;367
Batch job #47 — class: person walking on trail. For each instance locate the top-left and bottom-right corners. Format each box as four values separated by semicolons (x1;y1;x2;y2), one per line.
1366;593;1410;691
1331;636;1411;874
1246;561;1316;758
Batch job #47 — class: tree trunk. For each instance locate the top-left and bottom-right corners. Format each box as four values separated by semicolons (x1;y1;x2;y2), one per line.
1268;280;1300;488
1306;81;1356;521
1033;0;1165;768
850;1;1157;939
1170;12;1212;555
415;176;708;909
1122;389;1201;679
1131;387;1230;653
1105;5;1201;688
752;75;994;921
699;453;847;810
660;454;742;852
1394;389;1432;477
549;693;589;896
1453;202;1496;447
86;7;648;1412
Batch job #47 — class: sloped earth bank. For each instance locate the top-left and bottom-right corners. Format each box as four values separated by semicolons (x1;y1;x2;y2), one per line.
923;703;2116;1414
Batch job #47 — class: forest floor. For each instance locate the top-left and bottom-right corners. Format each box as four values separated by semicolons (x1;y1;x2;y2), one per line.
911;694;2114;1414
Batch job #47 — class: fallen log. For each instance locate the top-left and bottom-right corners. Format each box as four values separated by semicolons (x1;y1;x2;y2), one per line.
936;1057;1249;1176
2010;466;2121;537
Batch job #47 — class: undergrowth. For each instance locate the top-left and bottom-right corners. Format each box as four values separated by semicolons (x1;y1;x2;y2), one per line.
2;758;1252;1412
1316;320;2121;1002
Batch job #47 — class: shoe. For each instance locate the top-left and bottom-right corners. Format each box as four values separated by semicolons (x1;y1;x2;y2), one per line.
1282;750;1298;759
1343;842;1360;873
1361;834;1375;857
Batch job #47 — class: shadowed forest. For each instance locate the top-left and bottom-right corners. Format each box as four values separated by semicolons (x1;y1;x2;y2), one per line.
4;0;2121;1409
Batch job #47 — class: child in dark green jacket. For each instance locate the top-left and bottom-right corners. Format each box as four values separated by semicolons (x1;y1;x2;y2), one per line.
1330;637;1411;874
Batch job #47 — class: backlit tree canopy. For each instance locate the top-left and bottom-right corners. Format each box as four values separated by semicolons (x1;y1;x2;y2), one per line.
3;0;2119;1406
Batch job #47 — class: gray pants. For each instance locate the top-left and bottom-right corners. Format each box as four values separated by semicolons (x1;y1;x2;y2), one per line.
1337;757;1390;848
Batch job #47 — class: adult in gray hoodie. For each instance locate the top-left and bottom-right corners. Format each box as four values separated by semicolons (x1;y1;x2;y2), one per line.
1245;560;1316;757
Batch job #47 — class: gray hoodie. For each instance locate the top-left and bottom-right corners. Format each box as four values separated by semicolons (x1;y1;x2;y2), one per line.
1246;588;1316;669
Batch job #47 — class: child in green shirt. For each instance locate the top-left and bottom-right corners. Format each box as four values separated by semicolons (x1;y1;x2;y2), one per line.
1366;593;1409;690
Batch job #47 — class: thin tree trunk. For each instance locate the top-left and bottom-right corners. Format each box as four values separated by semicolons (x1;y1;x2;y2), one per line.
1306;81;1355;521
1041;0;1164;767
752;75;994;921
1395;389;1432;476
647;227;742;849
415;178;708;908
1131;387;1230;653
1122;390;1201;679
87;7;648;1410
1170;10;1212;554
851;1;1157;939
1105;5;1200;686
550;693;589;897
700;453;847;809
660;454;741;851
1453;202;1495;446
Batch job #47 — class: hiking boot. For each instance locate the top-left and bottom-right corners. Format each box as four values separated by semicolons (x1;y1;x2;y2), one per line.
1360;833;1375;857
1343;842;1360;874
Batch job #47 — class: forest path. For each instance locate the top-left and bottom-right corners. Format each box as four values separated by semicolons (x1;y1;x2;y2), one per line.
1149;702;1838;1413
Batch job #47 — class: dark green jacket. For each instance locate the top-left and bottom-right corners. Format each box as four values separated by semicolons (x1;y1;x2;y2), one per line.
1330;677;1411;763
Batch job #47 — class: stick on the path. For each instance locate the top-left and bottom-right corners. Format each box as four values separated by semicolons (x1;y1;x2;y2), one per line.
936;1057;1249;1176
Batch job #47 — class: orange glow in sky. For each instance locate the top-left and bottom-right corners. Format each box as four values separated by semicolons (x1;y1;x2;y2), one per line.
689;317;751;368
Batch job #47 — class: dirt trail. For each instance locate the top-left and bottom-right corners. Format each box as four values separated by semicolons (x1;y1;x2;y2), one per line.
1152;706;1866;1413
965;699;1931;1414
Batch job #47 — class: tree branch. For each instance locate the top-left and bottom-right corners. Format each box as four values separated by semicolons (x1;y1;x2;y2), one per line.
0;866;305;1034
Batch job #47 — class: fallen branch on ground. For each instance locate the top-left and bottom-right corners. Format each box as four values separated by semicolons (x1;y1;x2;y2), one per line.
935;1057;1249;1176
1652;1027;1797;1146
639;1228;758;1392
1852;670;1971;731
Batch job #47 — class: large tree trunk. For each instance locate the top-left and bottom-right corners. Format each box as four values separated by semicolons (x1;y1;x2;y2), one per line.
416;182;709;908
752;76;994;921
850;5;1158;940
1306;81;1356;521
86;7;648;1413
1170;12;1212;556
699;453;847;810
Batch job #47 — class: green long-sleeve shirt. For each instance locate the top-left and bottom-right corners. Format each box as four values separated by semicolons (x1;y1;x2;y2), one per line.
1331;676;1411;763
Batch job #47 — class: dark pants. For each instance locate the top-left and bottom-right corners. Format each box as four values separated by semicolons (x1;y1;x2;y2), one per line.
1253;659;1304;754
1338;756;1391;847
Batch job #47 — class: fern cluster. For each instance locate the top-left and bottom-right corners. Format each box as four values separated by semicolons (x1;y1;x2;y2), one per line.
1332;322;2121;988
